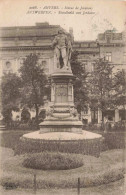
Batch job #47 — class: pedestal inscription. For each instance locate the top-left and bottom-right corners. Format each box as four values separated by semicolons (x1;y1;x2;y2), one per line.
55;84;68;103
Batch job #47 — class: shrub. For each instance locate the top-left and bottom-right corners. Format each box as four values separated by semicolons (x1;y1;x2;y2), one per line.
1;179;18;189
22;152;83;170
83;121;125;132
3;119;39;131
28;118;39;130
111;121;125;131
18;123;30;130
14;136;103;157
17;119;39;130
102;132;125;150
82;123;101;131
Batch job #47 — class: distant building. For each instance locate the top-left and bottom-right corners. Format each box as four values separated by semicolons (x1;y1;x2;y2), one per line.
0;23;125;124
0;22;64;77
98;30;126;74
76;30;126;124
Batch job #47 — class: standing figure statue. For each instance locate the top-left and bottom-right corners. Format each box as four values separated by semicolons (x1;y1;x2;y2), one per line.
52;29;72;70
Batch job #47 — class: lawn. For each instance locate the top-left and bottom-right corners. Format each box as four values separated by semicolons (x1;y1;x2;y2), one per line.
0;146;125;189
0;130;30;149
0;130;125;189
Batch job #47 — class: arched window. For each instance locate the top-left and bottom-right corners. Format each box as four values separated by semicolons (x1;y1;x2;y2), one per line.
83;106;88;114
42;60;49;73
105;52;112;62
4;61;12;74
6;61;11;68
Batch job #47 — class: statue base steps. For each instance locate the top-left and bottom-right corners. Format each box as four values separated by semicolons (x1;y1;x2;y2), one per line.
39;120;82;134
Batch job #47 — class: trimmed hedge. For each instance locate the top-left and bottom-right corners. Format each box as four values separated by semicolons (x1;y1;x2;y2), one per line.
23;152;83;170
103;132;125;150
14;136;103;157
1;131;124;156
83;121;125;132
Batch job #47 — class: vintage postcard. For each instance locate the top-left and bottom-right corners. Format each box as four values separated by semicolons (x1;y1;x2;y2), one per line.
0;0;126;195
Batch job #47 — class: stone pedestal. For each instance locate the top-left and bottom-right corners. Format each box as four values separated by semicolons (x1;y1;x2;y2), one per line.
39;70;83;134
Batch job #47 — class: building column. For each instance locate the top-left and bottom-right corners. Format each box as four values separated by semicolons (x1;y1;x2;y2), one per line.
115;109;119;122
51;82;55;103
88;108;92;123
98;108;102;123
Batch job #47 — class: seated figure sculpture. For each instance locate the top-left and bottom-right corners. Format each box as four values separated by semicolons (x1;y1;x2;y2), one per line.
52;29;73;70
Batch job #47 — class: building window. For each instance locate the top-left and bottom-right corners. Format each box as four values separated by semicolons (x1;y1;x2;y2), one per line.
123;52;126;63
105;52;112;62
83;106;88;114
4;61;12;74
20;57;26;65
42;60;49;73
108;115;113;121
5;61;11;69
19;58;25;69
106;35;111;43
119;110;126;120
83;62;94;72
42;60;47;67
91;110;98;124
83;63;88;71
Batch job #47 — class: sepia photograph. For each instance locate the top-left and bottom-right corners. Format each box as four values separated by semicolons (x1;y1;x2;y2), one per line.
0;0;125;194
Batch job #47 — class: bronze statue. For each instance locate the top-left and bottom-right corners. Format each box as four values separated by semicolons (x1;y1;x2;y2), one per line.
52;29;73;70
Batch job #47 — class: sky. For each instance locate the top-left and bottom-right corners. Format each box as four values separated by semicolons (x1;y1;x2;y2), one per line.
0;0;125;41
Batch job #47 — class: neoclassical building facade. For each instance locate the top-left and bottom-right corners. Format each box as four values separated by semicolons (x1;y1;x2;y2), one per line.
0;23;125;124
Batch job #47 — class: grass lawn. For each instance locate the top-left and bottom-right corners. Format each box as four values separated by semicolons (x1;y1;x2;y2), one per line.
0;130;125;189
0;147;125;189
0;130;30;149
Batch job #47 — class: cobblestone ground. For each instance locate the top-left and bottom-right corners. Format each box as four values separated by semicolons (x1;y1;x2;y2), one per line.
0;178;125;195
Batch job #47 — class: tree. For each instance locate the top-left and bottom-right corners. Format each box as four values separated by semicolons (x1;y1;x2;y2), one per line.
88;58;114;121
70;50;89;114
113;69;126;109
1;73;22;126
19;53;49;125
